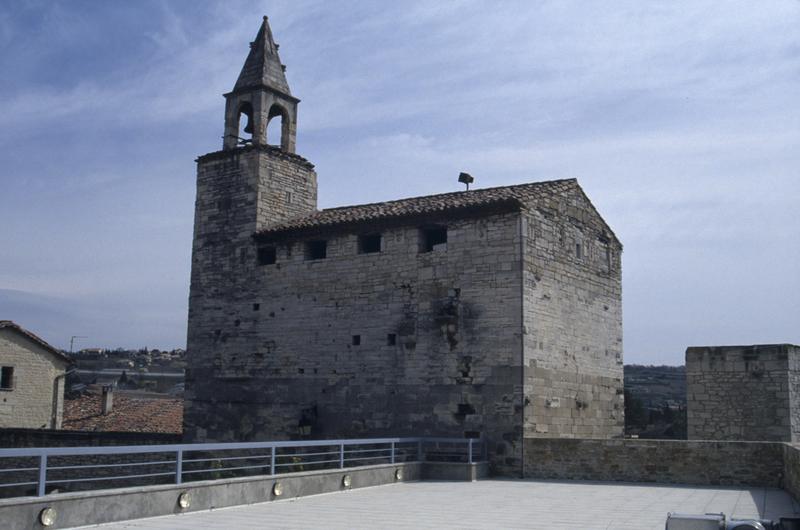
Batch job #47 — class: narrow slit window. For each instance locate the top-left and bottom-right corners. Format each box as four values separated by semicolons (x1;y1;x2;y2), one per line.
420;226;447;253
575;242;583;260
387;334;397;346
257;246;277;265
305;240;327;260
359;233;382;254
0;367;13;390
352;335;361;346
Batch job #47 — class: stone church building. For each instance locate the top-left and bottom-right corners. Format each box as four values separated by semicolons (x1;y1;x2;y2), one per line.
184;18;624;471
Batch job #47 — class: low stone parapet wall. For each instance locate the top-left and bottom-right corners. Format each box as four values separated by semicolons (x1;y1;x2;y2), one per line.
0;458;492;530
0;428;180;448
524;438;785;488
783;444;800;500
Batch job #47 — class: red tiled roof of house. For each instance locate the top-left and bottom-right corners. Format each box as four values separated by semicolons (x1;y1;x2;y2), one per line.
63;393;183;434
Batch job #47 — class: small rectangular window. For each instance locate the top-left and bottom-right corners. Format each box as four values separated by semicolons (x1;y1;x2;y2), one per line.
420;226;447;253
253;303;260;311
352;335;361;346
387;333;397;346
575;242;583;260
358;233;382;254
306;240;327;260
0;367;13;390
257;246;277;265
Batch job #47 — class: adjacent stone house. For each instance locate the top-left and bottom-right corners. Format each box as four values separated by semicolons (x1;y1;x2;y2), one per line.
0;321;71;429
184;18;624;473
687;344;800;441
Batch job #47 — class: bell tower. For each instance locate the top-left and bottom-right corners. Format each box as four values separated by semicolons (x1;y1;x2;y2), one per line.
184;17;317;441
223;16;299;153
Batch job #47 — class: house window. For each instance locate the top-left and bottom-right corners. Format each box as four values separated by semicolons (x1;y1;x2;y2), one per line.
257;246;277;265
359;233;382;254
387;334;397;346
352;335;361;346
0;367;13;390
305;240;327;260
420;225;447;253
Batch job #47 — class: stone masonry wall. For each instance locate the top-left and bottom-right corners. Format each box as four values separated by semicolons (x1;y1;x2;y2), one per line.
184;149;525;474
686;344;800;442
0;429;181;498
521;186;624;439
783;444;800;502
524;438;785;488
0;330;67;429
790;352;800;442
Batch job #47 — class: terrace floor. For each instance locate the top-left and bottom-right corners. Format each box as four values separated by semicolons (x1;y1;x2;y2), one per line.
78;479;800;530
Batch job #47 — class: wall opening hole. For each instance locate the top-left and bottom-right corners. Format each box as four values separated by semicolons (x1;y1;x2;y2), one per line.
420;225;447;253
257;246;277;265
352;335;361;346
305;240;327;260
387;333;397;346
358;233;382;254
253;303;260;311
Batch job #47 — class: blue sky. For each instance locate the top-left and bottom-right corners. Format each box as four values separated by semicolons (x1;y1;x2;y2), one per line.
0;1;798;364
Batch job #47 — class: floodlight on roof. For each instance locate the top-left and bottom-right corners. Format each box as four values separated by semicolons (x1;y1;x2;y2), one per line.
458;172;474;191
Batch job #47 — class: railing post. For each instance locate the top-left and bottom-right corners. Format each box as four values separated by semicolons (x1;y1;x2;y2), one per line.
37;454;47;497
417;440;423;462
339;444;345;469
175;449;183;485
270;446;276;475
468;439;474;464
390;442;395;464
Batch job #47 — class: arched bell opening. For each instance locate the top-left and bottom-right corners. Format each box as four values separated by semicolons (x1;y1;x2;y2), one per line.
266;104;290;150
237;102;255;145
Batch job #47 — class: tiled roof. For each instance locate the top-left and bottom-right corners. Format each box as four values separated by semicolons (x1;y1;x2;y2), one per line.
63;393;183;434
257;178;578;237
0;320;71;364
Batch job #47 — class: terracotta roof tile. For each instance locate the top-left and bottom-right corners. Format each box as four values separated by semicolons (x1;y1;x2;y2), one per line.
63;394;183;434
256;178;578;237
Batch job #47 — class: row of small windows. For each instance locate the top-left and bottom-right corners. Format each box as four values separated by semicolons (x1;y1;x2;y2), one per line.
257;226;448;266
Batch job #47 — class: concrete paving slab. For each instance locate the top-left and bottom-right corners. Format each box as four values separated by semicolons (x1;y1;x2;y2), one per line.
76;479;800;530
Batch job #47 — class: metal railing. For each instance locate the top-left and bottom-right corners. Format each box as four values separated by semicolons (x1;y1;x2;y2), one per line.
0;436;482;498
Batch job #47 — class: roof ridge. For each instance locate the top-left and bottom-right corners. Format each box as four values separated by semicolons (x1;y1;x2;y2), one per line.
0;320;72;364
319;178;577;213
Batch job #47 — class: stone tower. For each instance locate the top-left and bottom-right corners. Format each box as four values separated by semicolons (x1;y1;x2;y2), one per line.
184;17;317;440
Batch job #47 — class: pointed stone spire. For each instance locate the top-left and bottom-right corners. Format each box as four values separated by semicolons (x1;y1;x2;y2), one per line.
234;16;291;95
223;17;299;152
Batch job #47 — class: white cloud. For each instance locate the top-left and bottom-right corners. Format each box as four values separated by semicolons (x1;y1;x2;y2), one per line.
0;0;798;360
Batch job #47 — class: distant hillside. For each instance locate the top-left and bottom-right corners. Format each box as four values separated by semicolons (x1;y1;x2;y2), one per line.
624;364;686;439
624;364;686;407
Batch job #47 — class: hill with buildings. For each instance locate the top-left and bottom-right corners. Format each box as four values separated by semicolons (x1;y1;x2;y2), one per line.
624;364;686;439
